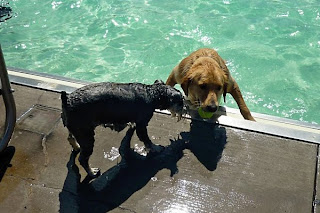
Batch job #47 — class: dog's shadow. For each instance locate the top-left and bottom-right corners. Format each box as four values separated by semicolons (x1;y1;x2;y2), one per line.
59;121;227;213
59;128;187;213
0;146;15;182
182;119;227;171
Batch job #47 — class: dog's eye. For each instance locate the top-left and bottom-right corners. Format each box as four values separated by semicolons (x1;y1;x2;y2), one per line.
199;84;207;90
216;85;222;91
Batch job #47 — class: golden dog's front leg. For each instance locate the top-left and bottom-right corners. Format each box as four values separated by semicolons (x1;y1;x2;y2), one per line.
166;71;178;87
229;81;256;121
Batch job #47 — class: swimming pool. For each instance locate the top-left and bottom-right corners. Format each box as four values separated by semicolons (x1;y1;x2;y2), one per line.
1;0;320;124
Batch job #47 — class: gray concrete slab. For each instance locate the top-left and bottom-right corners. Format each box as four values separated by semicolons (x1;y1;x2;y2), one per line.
0;84;319;212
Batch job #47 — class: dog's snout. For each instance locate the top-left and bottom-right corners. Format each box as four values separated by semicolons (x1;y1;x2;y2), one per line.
205;104;218;112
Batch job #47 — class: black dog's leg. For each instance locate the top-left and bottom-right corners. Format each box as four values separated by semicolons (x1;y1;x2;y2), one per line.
119;124;136;160
136;125;164;153
73;128;101;179
67;132;80;153
136;125;152;147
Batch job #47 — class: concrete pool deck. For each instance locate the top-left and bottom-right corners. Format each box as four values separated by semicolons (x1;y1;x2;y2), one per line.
1;69;320;212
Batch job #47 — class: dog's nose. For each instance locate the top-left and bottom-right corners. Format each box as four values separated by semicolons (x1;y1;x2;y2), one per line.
205;104;218;112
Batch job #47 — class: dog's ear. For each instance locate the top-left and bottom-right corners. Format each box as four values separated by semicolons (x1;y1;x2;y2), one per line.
223;83;227;103
154;79;165;85
181;77;191;97
222;71;230;103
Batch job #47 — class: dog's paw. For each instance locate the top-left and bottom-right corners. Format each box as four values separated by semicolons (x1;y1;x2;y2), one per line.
127;122;136;129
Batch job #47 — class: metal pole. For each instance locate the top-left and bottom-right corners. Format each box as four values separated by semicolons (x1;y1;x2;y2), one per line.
0;44;16;153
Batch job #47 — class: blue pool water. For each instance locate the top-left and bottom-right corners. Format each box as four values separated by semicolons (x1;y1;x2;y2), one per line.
1;0;320;124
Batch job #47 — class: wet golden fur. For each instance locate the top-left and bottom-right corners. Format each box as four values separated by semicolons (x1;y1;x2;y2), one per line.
166;48;255;121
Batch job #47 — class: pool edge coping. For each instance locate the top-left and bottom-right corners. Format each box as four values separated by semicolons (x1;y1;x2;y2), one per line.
7;67;320;144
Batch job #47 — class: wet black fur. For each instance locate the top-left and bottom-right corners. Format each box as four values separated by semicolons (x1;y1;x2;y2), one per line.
61;80;183;177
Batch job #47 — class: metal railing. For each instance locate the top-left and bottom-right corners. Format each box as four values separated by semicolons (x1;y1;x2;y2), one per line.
0;45;16;153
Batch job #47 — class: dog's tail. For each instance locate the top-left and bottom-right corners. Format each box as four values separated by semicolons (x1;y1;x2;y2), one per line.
61;91;68;107
61;91;68;126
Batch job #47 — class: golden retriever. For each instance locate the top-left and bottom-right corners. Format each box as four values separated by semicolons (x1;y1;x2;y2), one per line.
166;48;255;121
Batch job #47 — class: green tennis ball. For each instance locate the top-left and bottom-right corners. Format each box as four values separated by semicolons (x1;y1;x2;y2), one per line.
198;108;214;119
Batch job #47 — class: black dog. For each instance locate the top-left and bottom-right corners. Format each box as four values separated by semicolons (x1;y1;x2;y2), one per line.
61;80;184;178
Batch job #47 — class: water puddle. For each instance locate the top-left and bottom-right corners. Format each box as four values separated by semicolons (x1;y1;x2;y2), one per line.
103;143;148;161
103;147;120;161
133;143;147;156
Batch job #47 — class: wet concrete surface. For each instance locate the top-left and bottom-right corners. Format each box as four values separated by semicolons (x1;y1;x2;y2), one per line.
0;84;319;212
